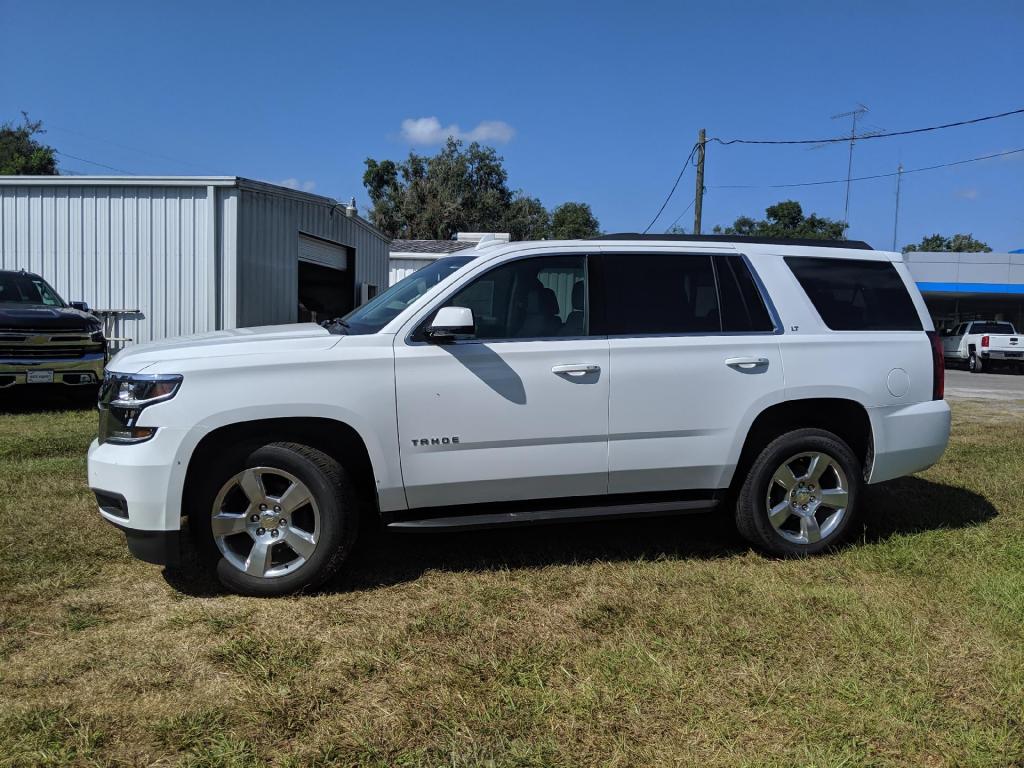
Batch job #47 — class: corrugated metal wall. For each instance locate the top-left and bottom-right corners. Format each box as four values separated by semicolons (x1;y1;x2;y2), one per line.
0;183;215;344
236;184;390;327
0;179;389;342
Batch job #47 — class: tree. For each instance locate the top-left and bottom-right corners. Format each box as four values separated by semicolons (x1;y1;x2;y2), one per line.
903;233;991;253
549;202;600;239
713;200;845;240
0;112;58;175
503;196;551;241
363;138;595;241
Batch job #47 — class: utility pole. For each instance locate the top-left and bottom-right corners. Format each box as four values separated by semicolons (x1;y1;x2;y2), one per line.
831;104;869;230
892;162;903;251
693;128;706;235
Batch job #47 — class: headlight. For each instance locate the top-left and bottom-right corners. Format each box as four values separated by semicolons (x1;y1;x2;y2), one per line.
98;373;183;444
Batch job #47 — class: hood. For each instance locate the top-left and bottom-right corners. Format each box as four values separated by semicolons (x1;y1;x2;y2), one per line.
0;305;99;331
109;323;341;373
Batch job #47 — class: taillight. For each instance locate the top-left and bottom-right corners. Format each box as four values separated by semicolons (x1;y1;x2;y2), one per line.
981;335;990;348
927;331;944;400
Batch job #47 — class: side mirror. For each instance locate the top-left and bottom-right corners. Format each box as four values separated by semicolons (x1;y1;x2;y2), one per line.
70;301;91;313
426;306;475;342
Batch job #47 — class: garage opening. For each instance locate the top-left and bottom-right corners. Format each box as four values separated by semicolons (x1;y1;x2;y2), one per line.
297;234;354;323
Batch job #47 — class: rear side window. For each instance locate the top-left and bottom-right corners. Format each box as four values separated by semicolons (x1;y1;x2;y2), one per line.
714;255;775;332
785;256;922;331
601;253;719;335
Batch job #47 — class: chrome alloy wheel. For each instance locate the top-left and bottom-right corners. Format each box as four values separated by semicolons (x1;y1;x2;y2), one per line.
764;451;849;545
211;467;320;579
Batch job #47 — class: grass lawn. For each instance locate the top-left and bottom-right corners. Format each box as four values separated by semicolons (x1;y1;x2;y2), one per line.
1;396;1022;767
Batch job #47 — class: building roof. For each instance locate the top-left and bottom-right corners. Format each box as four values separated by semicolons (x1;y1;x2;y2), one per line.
390;239;477;255
0;175;388;241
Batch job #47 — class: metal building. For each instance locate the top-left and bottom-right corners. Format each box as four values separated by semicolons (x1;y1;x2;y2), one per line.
0;176;390;346
904;250;1024;331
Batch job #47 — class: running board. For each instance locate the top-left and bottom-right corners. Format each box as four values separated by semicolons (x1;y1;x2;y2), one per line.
387;499;717;531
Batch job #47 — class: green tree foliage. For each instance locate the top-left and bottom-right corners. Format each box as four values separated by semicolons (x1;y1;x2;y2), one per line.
713;200;845;240
903;233;991;253
549;202;600;239
504;196;551;241
363;138;596;241
0;113;58;175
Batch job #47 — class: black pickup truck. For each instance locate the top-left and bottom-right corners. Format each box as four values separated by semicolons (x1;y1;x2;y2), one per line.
0;269;106;391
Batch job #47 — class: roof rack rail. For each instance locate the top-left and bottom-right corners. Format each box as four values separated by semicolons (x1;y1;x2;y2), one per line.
592;233;873;250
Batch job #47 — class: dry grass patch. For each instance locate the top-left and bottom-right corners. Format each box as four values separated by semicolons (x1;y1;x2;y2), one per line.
0;398;1022;766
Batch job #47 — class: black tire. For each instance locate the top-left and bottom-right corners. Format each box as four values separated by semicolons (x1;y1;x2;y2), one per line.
735;428;862;557
969;351;983;373
191;442;359;596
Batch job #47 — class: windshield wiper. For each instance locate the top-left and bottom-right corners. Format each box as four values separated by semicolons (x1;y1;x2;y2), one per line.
321;317;351;335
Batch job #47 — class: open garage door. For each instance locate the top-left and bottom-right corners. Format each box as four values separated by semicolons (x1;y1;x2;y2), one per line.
298;234;349;270
297;234;353;323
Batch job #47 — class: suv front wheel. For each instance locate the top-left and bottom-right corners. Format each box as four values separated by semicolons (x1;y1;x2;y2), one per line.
192;442;359;596
735;428;861;556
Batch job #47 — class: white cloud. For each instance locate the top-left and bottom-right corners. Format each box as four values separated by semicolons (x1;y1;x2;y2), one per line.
400;116;515;145
278;178;317;192
957;187;979;200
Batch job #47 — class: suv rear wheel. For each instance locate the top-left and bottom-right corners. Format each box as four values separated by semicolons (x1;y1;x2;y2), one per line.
192;442;359;596
736;428;861;556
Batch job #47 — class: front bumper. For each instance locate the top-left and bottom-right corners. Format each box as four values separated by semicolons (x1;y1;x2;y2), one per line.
0;352;105;388
867;399;952;484
102;513;182;567
88;425;196;530
89;425;198;566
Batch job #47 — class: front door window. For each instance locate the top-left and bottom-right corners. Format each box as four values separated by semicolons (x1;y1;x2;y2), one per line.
441;255;587;340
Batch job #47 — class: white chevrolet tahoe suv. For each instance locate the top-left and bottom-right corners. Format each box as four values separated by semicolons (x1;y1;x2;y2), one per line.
88;235;951;596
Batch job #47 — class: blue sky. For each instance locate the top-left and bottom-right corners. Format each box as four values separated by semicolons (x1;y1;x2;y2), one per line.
3;0;1022;250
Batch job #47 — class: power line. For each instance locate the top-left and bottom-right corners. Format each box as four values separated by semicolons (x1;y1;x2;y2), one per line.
55;150;134;175
708;147;1024;190
643;142;700;234
665;197;696;233
50;125;206;170
708;106;1024;147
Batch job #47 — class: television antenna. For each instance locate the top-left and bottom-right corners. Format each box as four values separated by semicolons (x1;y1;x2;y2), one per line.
830;103;871;229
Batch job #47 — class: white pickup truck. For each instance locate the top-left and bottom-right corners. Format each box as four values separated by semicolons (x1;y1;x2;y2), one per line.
941;320;1023;373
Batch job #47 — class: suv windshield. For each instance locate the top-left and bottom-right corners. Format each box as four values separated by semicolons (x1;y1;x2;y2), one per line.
0;273;66;307
327;255;475;335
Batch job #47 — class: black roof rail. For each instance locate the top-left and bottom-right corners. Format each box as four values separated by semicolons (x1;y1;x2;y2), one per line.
592;233;873;250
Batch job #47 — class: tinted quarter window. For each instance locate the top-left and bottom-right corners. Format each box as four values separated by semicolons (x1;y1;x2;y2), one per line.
785;256;922;331
601;253;719;335
714;255;775;332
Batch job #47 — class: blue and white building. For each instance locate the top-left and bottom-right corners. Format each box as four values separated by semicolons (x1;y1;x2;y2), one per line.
903;251;1024;331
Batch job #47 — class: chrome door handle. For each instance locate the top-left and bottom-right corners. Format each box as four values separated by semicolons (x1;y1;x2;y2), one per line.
725;356;769;369
552;363;601;376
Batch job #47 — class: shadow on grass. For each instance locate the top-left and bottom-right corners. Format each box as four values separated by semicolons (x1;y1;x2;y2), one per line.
860;475;997;540
0;386;97;414
163;476;997;597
